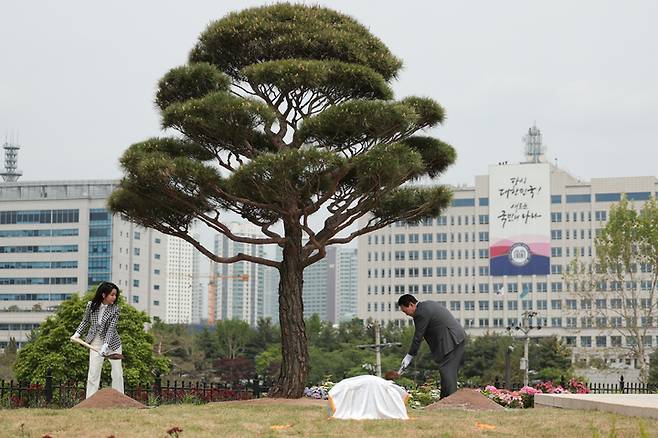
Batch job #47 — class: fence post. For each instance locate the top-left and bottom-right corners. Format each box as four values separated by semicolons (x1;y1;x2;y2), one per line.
45;368;53;405
153;372;162;401
619;375;625;394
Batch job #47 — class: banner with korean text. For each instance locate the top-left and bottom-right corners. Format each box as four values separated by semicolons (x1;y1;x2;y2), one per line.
489;163;550;276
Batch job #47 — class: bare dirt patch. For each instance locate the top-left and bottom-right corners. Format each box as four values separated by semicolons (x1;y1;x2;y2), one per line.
72;388;146;409
425;389;504;411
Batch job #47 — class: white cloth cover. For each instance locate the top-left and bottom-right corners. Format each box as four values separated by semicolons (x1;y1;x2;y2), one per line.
328;375;409;420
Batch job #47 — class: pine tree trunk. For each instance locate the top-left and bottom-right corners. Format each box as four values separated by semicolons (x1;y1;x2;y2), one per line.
270;223;309;398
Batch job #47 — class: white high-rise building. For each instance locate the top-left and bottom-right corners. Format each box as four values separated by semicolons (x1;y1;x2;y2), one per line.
212;222;267;326
165;236;194;324
190;233;205;325
263;265;280;323
0;180;167;349
336;248;358;323
301;246;358;324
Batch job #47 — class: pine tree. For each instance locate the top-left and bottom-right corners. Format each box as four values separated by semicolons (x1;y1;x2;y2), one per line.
109;4;455;397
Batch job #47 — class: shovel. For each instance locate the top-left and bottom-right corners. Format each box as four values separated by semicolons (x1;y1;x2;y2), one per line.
71;337;124;360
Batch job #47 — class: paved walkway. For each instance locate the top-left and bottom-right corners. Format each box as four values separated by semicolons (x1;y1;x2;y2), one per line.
535;393;658;419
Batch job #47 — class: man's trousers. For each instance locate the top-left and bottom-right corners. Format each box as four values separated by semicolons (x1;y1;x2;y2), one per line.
436;340;466;399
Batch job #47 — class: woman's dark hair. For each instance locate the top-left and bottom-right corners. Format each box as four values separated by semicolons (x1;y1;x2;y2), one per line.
90;281;120;311
397;294;418;308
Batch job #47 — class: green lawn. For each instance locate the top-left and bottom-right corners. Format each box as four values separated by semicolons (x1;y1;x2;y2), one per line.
1;398;656;438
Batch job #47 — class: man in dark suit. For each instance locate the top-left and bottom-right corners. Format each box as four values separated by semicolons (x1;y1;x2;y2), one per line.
398;294;466;399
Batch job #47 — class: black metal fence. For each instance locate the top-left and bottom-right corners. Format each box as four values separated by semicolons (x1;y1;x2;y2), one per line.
483;375;657;394
0;369;270;409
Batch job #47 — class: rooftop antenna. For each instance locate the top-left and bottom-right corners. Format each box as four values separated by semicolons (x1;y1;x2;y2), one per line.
523;123;546;163
1;132;23;182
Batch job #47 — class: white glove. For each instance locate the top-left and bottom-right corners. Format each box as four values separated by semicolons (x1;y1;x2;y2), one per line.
400;354;414;372
99;343;109;357
70;332;81;341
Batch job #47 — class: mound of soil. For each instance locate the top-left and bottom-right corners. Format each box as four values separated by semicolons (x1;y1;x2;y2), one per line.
425;389;504;411
73;388;146;409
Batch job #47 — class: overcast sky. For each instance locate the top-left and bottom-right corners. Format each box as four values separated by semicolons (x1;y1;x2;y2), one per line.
1;1;657;187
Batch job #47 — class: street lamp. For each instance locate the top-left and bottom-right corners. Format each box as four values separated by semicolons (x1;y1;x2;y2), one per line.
356;321;401;377
506;310;542;386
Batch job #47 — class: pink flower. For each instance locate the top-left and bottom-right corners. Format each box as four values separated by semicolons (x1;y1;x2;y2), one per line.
484;385;498;393
520;386;540;395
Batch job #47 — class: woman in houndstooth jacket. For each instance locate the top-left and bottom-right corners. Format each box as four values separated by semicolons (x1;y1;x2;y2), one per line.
70;281;124;398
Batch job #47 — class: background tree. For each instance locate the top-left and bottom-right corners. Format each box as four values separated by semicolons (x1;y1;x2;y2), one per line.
648;348;658;390
565;197;658;381
13;293;170;386
214;319;255;359
108;4;455;397
529;336;573;382
0;337;17;380
150;320;204;378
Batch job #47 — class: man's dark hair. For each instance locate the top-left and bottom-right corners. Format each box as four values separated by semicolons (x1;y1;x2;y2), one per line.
397;294;418;307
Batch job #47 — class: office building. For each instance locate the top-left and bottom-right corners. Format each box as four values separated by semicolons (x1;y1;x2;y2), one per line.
358;126;658;368
0;180;169;348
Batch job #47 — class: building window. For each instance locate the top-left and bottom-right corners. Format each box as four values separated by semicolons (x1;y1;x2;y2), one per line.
566;194;591;203
134;231;141;240
551;230;562;240
133;248;141;256
133;279;140;287
132;295;140;304
154;285;160;290
581;336;592;348
452;198;475;207
155;254;161;260
522;282;533;295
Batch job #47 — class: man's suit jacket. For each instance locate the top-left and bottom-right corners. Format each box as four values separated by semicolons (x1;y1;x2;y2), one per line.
409;301;466;362
76;301;122;351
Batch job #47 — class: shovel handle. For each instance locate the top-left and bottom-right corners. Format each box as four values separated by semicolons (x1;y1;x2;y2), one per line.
71;337;124;360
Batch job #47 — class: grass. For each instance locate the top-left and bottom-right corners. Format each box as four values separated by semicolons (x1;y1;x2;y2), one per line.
0;399;656;438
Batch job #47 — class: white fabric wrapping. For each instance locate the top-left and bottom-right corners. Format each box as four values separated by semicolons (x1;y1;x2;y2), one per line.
328;375;409;420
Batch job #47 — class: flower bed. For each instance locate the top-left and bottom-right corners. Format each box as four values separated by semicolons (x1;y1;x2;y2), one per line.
480;379;590;409
303;380;335;400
